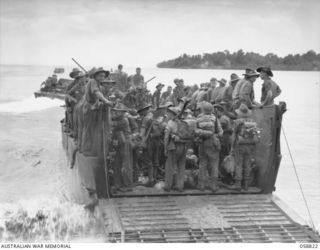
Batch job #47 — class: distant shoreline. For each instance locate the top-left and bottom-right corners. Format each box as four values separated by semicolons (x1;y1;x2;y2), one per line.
157;50;320;72
156;66;320;72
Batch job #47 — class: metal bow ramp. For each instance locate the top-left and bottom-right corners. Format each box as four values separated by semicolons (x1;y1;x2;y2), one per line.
98;194;320;243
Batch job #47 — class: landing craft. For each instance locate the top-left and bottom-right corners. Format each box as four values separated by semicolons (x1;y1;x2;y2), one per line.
54;67;65;74
35;80;320;243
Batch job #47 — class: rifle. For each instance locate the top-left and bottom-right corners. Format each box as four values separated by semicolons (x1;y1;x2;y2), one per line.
71;58;88;73
175;98;191;120
140;120;154;148
145;76;156;85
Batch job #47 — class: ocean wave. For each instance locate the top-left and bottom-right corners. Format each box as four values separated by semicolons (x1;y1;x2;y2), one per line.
0;197;105;242
0;97;63;113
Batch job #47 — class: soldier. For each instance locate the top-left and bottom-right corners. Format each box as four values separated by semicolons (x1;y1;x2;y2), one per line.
78;67;114;212
149;105;168;181
111;103;133;192
170;78;185;106
79;67;113;155
213;78;228;104
137;104;156;185
257;67;282;106
196;83;210;103
164;107;189;192
64;68;84;134
195;102;223;192
231;103;260;191
207;78;219;103
160;85;173;104
213;103;233;176
113;64;129;92
67;72;87;139
131;67;145;88
152;83;165;108
238;68;261;109
40;74;58;92
224;73;241;110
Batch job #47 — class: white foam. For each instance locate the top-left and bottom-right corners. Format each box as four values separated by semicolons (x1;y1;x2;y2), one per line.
0;97;63;113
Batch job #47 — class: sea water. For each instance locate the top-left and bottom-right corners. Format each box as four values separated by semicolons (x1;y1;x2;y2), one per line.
0;64;319;241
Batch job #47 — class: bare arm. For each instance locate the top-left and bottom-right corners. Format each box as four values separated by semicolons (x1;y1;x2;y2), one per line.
94;91;113;106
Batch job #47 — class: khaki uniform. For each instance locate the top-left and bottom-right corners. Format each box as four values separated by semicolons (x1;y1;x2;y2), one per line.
238;80;255;108
232;79;246;109
140;112;165;183
170;86;184;106
114;70;129;92
233;118;258;185
112;116;133;189
131;74;145;88
160;90;172;104
152;89;162;108
164;119;188;191
196;114;223;191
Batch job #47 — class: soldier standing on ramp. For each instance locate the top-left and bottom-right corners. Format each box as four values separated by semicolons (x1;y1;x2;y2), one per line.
195;102;223;192
231;103;260;191
111;103;133;192
163;106;189;192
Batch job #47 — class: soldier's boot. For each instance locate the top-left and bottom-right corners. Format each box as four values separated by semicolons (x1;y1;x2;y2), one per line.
243;180;249;191
232;180;242;191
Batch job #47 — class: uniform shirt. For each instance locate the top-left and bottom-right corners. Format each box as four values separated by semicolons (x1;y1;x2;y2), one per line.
239;80;255;108
112;117;131;145
68;78;86;101
261;78;281;105
85;79;102;104
140;112;154;137
152;89;161;107
164;119;178;150
214;86;227;103
196;89;209;103
125;114;139;134
131;74;144;88
210;86;226;103
232;79;245;100
160;90;172;104
171;85;185;105
114;70;128;92
224;84;234;103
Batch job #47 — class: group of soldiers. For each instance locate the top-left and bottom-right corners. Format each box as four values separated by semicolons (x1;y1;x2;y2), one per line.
62;64;281;193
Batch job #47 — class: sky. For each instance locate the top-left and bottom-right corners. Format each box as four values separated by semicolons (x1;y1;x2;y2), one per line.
0;0;319;67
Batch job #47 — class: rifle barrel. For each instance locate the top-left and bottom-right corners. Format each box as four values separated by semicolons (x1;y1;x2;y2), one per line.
71;58;88;73
145;76;156;84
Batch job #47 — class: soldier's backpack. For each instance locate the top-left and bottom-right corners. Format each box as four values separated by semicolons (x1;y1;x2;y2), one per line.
238;120;260;144
197;115;215;131
175;118;196;141
151;118;164;137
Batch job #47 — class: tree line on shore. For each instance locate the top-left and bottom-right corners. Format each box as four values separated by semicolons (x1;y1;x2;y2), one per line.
157;50;320;71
